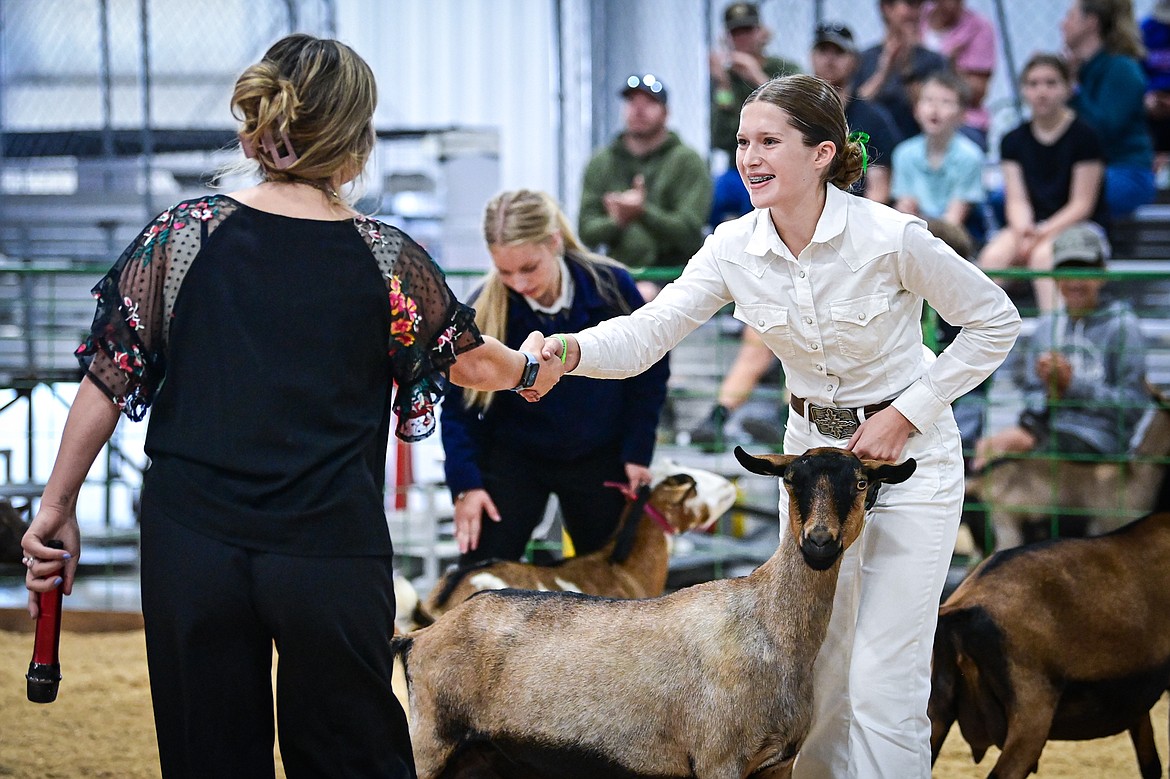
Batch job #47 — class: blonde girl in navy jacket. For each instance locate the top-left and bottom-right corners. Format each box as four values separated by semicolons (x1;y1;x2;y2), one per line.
441;190;669;563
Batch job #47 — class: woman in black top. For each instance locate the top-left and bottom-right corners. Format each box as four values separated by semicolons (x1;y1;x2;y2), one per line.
978;53;1108;311
20;35;561;779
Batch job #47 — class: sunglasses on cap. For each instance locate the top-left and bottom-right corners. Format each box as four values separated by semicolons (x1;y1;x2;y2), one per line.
625;74;664;94
816;23;851;37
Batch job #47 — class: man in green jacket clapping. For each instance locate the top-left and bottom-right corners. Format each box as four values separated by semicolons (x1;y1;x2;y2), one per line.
579;74;712;301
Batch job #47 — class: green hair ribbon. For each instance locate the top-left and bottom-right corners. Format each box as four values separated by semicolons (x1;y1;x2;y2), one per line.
848;130;870;174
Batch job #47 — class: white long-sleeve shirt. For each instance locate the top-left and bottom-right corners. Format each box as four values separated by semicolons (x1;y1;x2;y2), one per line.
574;183;1021;434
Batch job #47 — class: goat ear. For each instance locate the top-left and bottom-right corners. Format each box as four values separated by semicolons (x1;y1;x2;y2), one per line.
864;458;917;485
734;446;797;476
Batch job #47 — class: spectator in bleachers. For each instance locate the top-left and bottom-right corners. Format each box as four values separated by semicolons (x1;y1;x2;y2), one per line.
709;2;801;159
856;0;950;140
1062;0;1156;217
891;70;985;241
708;2;801;226
442;190;668;563
811;22;904;204
978;53;1107;313
580;74;711;302
973;221;1149;472
1141;0;1170;179
20;34;566;778
919;0;998;149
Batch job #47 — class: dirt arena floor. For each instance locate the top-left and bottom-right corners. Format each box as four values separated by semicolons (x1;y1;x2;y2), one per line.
1;621;1167;777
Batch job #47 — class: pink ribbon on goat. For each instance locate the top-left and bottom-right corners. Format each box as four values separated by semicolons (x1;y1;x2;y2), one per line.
603;481;676;535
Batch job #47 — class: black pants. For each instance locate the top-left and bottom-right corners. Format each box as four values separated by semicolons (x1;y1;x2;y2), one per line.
139;504;414;779
460;443;628;565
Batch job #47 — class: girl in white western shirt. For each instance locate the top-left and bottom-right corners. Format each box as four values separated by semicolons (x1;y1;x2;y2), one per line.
544;74;1020;778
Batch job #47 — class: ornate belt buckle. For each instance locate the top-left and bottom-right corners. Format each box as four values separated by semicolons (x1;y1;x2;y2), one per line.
807;403;859;439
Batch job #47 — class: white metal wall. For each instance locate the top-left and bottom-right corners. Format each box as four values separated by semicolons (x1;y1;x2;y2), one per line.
333;0;712;220
336;0;562;202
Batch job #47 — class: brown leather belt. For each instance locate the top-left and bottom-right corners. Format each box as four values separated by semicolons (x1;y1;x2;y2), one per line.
789;396;895;439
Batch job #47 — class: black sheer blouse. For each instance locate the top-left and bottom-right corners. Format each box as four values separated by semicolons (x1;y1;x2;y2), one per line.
78;195;481;439
76;195;482;555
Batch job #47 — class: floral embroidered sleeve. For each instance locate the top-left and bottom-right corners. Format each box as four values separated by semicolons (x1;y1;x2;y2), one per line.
74;209;174;419
75;197;232;420
380;229;482;441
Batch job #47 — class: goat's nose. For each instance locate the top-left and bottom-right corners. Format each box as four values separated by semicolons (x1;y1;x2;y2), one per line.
805;528;836;550
800;529;842;571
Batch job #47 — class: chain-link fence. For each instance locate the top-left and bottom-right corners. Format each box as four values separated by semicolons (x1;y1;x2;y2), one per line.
1;0;332;132
0;2;336;610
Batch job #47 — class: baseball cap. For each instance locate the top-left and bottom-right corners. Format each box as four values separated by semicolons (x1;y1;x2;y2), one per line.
724;2;761;31
814;23;858;55
621;74;668;105
1052;222;1110;268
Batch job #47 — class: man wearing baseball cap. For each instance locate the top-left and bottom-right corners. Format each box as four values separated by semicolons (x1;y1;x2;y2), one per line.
810;22;904;203
579;73;711;300
709;2;800;157
973;221;1151;508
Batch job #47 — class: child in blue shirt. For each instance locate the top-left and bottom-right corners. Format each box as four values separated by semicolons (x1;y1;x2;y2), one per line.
892;70;985;236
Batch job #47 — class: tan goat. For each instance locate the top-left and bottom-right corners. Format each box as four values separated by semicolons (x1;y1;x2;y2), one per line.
416;467;736;624
393;447;916;779
929;510;1170;779
977;394;1170;549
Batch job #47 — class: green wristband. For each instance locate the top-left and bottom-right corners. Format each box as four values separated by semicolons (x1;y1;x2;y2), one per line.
555;334;568;365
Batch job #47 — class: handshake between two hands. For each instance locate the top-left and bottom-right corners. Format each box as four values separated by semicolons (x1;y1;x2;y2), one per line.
515;331;576;403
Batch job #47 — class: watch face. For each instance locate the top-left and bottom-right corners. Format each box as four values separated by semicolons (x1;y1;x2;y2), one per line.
520;356;540;389
513;352;540;391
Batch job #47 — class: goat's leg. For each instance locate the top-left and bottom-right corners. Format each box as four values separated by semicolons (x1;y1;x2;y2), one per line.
986;682;1058;779
408;702;460;779
412;738;461;779
1127;712;1162;779
929;702;956;766
928;645;959;766
989;508;1024;551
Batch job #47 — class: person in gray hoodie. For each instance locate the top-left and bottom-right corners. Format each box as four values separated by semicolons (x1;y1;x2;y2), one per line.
974;221;1150;470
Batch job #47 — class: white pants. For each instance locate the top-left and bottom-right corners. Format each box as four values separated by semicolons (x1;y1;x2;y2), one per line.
784;408;964;779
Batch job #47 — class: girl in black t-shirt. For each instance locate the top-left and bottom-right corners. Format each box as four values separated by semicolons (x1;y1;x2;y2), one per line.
978;53;1108;311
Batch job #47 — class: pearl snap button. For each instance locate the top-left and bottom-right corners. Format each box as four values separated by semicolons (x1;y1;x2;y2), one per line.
858;313;866;320
758;319;765;326
798;271;806;278
804;316;813;324
816;364;824;372
811;343;819;350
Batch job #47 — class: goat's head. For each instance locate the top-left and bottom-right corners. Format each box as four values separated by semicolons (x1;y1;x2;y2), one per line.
0;499;27;565
648;464;737;534
734;446;917;570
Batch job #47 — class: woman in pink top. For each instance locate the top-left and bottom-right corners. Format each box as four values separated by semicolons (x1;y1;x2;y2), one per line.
921;0;998;146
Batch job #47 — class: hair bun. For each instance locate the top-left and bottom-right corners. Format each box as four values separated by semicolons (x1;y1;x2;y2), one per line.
830;139;866;191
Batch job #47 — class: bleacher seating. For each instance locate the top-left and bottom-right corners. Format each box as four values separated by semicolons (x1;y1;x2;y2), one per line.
0;192;157;387
1112;203;1170;261
0;193;156;267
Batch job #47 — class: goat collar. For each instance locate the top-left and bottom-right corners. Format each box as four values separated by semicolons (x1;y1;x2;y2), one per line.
603;481;676;535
